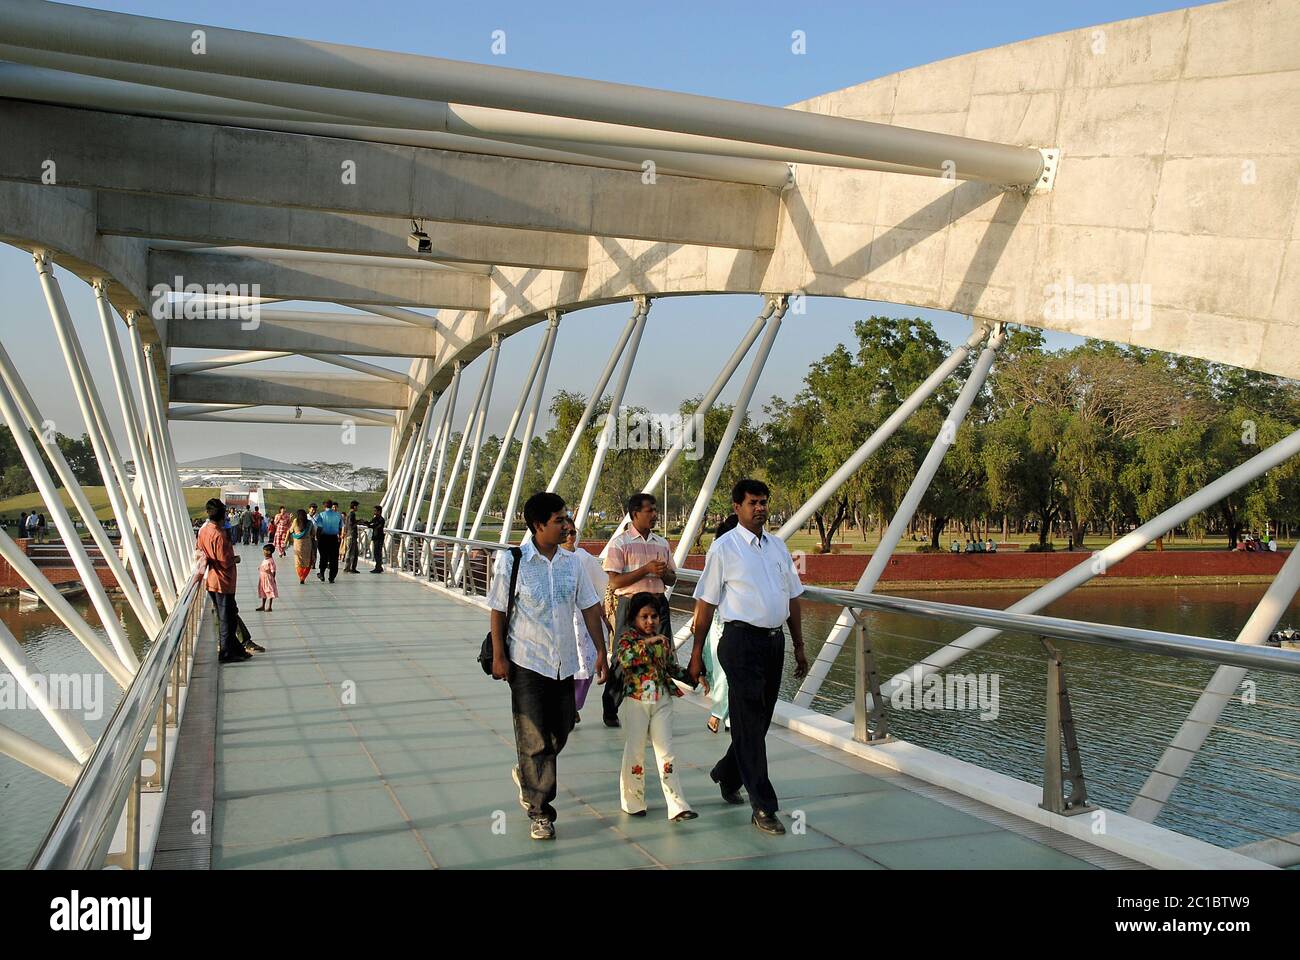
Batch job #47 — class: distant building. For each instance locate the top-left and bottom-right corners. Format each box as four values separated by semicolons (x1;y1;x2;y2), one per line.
171;452;338;491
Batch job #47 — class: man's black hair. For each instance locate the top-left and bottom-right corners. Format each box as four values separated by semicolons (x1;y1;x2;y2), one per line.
731;478;770;505
626;492;657;517
205;498;226;522
524;491;566;535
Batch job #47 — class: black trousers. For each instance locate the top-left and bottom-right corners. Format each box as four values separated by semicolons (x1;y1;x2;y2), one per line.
371;534;384;570
509;663;575;822
209;591;243;658
602;593;672;721
711;622;785;815
318;533;340;580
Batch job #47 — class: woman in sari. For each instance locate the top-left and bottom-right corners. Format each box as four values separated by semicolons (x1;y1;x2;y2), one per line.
290;508;316;584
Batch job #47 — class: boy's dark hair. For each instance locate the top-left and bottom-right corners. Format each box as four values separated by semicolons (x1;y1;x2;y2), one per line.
731;478;770;505
626;492;656;516
205;498;226;522
627;591;662;625
523;491;566;535
350;500;359;508
262;543;274;553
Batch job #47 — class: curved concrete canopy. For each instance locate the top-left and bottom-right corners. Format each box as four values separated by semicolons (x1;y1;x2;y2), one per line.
0;0;1295;466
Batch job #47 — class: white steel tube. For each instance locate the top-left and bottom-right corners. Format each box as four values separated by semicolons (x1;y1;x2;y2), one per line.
499;316;560;545
672;296;786;571
126;313;188;563
434;346;498;535
795;326;1004;707
422;363;462;533
400;402;437;527
170;350;291;374
777;324;992;541
0;345;162;636
138;342;194;581
548;306;641;492
0;722;82;786
1128;543;1300;822
574;301;649;536
450;336;502;564
0;375;139;671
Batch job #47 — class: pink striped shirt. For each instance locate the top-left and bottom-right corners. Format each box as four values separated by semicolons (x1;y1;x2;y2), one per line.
603;527;675;596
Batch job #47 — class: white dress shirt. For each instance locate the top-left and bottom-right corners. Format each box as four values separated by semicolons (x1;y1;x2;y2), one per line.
488;539;601;679
694;524;804;629
569;547;607;680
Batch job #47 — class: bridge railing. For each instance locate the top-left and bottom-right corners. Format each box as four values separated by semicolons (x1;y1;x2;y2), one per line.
386;526;1300;862
28;570;210;869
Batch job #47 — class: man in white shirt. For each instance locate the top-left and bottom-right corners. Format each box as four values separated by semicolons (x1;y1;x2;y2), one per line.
688;478;807;835
489;491;607;840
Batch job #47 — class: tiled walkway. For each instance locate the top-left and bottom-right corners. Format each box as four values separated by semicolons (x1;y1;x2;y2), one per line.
206;542;1098;869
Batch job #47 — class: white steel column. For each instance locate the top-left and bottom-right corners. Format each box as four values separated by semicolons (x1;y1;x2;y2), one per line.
873;424;1300;709
94;283;184;590
400;400;437;527
450;334;502;564
500;317;560;545
382;431;419;518
36;255;177;608
462;315;560;570
434;342;499;535
0;723;82;786
795;325;1004;707
420;362;463;572
1129;543;1300;822
138;338;196;565
0;374;139;670
547;304;643;491
777;323;991;540
407;390;453;543
605;303;773;549
0;347;162;636
672;295;787;571
573;298;649;535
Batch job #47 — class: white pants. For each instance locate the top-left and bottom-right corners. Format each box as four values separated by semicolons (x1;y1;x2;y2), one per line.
619;696;692;819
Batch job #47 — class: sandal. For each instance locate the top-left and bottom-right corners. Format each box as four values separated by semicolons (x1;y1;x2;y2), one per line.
707;716;720;734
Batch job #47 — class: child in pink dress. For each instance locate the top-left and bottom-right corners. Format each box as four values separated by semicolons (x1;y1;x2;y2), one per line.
256;543;279;612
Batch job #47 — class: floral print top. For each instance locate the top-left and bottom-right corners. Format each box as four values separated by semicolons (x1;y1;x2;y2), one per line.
615;628;696;702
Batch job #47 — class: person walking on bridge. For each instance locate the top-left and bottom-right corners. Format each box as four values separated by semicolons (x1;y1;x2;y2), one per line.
315;499;343;583
364;505;385;573
290;509;316;585
488;492;607;840
341;500;361;573
688;479;808;835
272;506;292;557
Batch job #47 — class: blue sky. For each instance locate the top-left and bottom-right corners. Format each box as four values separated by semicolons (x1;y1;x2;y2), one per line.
0;0;1216;467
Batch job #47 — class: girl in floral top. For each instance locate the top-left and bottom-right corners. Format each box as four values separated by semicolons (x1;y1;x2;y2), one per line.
615;592;707;822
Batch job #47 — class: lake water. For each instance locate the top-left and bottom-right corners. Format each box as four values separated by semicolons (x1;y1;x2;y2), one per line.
3;582;1297;867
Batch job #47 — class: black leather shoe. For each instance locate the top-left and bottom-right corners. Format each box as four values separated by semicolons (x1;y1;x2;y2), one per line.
710;770;744;805
752;811;785;835
603;716;620;728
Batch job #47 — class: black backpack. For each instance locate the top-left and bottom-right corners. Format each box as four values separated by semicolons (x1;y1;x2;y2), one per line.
477;547;522;675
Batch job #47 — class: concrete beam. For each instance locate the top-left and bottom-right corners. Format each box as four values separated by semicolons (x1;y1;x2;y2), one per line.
97;194;592;271
0;101;778;249
148;249;488;309
166;312;436;356
170;369;409;409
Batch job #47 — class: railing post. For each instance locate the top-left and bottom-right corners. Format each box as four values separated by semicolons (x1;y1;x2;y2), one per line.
1040;639;1093;816
104;777;140;870
852;612;889;744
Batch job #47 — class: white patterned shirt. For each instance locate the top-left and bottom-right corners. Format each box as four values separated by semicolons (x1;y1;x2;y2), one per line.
694;524;805;629
488;539;602;679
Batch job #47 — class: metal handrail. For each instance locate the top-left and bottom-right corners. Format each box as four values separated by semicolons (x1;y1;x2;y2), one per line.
30;568;208;869
388;527;1300;675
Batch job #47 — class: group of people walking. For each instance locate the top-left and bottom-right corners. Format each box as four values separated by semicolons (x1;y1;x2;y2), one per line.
194;496;387;663
16;510;48;542
488;478;807;841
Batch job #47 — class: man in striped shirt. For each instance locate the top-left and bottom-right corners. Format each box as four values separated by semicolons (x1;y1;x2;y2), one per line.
601;492;676;727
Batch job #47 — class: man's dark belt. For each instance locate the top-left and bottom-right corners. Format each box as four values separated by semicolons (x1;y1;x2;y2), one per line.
727;621;784;638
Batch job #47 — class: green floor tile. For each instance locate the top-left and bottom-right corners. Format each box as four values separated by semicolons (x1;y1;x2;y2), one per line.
857;831;1098;870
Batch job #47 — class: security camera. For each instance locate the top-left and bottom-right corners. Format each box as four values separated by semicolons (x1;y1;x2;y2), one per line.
407;227;432;254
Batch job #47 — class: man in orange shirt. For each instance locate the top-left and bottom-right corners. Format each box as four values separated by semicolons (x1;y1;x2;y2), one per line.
197;498;251;663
